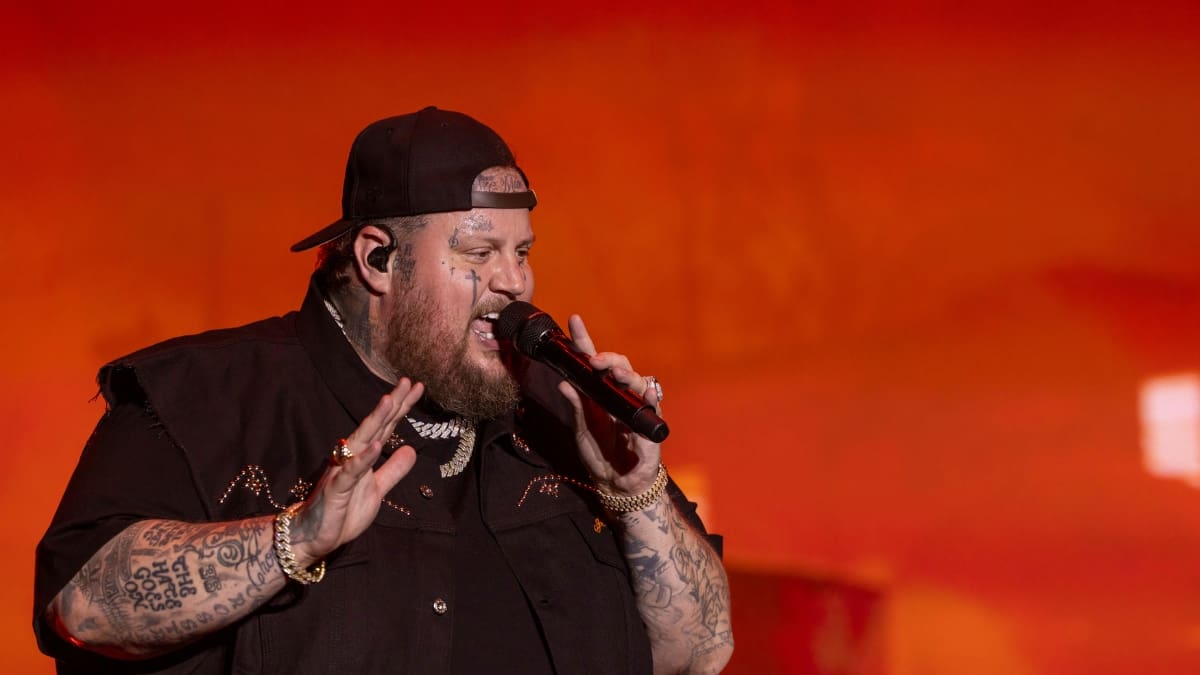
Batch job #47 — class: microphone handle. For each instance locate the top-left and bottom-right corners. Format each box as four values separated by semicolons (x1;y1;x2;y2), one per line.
536;331;670;443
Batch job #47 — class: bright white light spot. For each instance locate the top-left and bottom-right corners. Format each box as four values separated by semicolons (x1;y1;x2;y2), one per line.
1140;373;1200;486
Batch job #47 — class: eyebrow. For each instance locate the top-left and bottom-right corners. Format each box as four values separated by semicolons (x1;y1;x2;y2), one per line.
455;233;536;248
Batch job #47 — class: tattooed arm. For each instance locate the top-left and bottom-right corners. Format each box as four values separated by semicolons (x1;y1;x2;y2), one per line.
43;378;424;660
44;516;284;659
554;315;733;673
617;495;733;674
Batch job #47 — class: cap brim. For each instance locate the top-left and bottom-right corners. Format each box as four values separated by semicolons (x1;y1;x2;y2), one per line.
290;219;354;252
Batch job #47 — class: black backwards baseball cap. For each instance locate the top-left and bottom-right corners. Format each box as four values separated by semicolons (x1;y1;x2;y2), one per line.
290;106;536;252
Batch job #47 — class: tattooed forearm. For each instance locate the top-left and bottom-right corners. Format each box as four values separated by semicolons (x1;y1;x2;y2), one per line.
618;496;734;674
46;517;286;660
625;549;673;609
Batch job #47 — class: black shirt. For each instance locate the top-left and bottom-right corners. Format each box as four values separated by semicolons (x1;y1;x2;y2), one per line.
34;278;720;674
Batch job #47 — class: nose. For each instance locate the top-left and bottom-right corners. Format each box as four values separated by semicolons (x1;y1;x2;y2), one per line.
489;252;527;298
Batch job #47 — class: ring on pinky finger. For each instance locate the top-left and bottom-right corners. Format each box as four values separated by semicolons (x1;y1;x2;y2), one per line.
643;376;664;403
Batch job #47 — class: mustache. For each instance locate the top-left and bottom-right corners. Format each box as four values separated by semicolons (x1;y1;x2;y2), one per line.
474;299;511;318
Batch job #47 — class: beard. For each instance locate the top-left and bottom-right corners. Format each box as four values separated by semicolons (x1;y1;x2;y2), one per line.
382;286;520;420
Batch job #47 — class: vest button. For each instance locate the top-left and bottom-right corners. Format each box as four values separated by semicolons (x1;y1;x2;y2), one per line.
432;598;449;615
419;484;434;498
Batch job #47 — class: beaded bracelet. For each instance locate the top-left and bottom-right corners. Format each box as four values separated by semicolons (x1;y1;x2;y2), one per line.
596;464;669;513
273;502;326;585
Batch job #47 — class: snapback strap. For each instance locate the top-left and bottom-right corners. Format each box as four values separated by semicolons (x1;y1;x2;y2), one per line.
471;190;537;210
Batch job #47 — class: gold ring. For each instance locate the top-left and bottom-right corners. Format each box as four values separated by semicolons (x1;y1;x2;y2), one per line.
644;376;663;403
331;438;353;466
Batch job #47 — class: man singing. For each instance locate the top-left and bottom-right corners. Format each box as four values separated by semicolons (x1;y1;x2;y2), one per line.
34;107;733;674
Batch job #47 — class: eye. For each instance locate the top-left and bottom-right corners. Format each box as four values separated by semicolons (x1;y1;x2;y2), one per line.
463;249;492;263
516;247;531;263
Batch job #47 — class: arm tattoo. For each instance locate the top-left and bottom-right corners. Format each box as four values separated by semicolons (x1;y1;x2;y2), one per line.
666;506;724;637
619;498;733;671
56;517;284;658
625;548;673;609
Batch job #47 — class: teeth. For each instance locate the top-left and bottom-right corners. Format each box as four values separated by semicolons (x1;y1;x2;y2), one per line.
474;313;499;342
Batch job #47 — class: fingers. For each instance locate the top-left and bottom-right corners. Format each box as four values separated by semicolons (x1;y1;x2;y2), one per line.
589;351;633;373
565;315;660;414
350;379;423;450
568;316;647;387
371;379;422;444
605;365;640;389
567;316;648;391
356;380;422;484
374;445;417;492
332;440;382;485
557;380;605;467
556;380;609;441
398;380;425;413
642;375;662;410
567;314;597;356
557;379;647;482
557;379;584;413
329;379;424;484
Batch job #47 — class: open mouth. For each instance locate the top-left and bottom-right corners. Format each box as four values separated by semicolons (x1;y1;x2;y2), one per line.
471;311;500;342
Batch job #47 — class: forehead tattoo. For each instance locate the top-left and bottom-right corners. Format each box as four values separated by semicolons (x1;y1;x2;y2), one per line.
461;212;494;234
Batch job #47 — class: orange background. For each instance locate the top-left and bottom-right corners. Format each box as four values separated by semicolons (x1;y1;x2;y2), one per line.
4;2;1200;672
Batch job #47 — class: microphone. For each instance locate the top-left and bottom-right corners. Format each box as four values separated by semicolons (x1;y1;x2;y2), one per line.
496;301;670;443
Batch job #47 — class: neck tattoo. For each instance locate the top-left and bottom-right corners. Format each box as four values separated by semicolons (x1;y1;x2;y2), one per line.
328;297;478;478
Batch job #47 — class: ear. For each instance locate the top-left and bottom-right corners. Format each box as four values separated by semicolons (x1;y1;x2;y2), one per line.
351;224;396;295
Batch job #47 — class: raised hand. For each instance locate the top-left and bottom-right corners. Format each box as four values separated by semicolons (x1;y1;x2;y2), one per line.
288;378;424;567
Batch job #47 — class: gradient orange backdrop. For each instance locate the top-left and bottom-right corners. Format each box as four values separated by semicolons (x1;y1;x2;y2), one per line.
4;2;1200;673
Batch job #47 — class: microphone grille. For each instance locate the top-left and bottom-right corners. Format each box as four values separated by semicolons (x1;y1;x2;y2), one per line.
496;301;561;356
496;301;538;341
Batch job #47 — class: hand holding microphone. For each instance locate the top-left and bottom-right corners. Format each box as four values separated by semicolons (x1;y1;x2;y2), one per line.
496;302;670;443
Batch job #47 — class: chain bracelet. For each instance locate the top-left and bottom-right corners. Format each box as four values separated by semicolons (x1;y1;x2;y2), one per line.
273;502;326;584
596;464;669;513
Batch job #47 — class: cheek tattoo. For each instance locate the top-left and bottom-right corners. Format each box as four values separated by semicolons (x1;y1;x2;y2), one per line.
466;270;481;307
394;243;416;283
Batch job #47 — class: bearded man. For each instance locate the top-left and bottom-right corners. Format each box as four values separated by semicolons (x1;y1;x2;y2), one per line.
34;107;733;674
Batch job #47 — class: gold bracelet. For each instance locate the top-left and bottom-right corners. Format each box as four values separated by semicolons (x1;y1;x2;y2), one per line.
273;502;326;584
597;464;669;513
